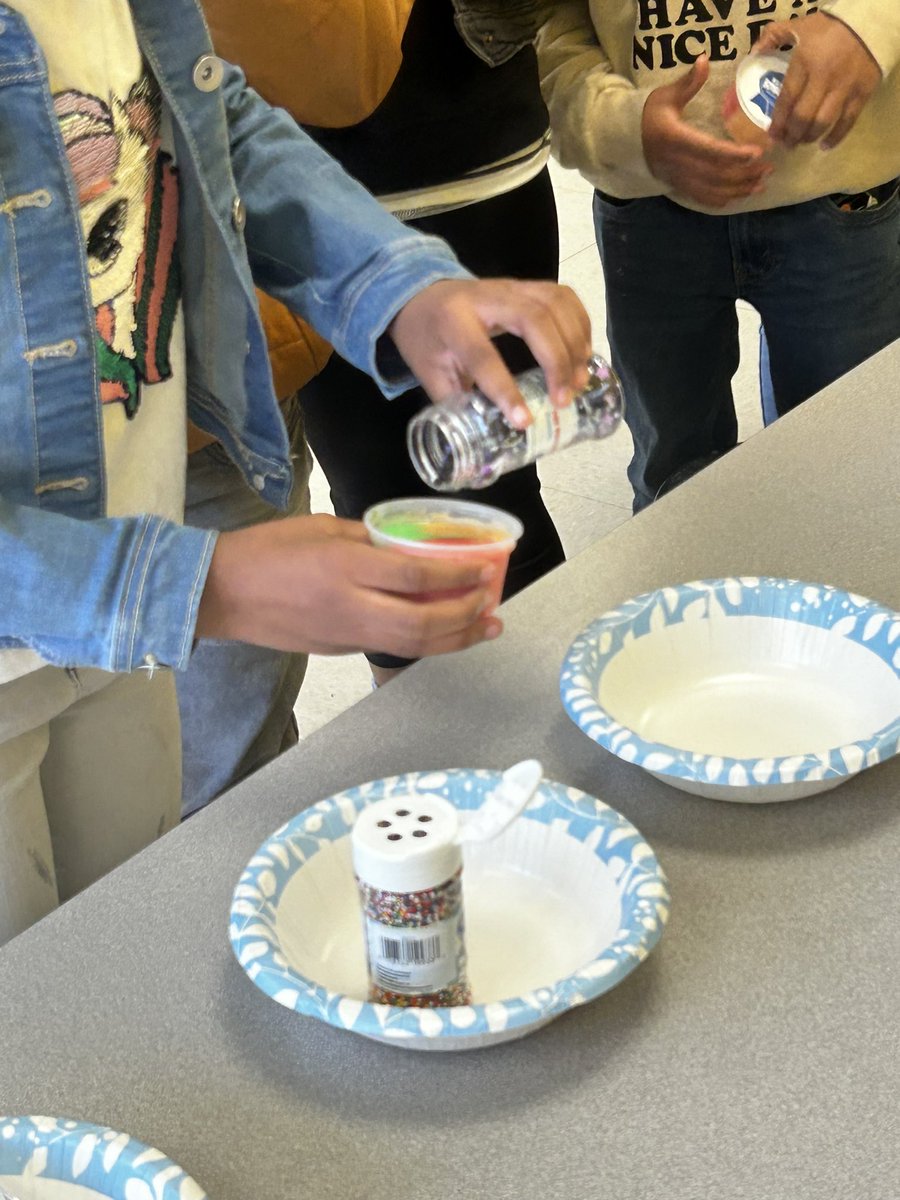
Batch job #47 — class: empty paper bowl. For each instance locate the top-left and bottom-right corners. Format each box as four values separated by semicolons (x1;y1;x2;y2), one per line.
560;578;900;802
0;1116;207;1199
229;770;669;1050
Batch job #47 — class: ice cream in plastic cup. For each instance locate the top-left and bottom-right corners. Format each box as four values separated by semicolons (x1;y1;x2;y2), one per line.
722;48;792;147
363;497;524;611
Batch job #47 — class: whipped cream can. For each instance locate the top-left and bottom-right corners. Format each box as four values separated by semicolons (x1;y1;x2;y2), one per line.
722;49;791;146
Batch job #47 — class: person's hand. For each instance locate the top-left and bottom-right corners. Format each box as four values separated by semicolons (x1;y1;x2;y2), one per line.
388;277;592;429
756;14;881;150
196;514;502;658
642;55;771;208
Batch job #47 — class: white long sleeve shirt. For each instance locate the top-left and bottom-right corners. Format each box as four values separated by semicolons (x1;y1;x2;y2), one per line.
537;0;900;213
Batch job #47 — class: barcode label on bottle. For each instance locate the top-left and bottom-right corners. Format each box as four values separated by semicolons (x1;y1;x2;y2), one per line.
522;392;580;460
380;932;441;965
365;916;462;994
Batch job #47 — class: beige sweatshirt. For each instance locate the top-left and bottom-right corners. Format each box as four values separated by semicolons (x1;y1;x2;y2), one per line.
536;0;900;214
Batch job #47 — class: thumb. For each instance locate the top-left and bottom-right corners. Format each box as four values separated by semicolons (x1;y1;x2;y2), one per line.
671;55;710;109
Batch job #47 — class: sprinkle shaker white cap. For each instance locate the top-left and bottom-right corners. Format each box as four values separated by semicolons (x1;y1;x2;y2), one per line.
352;794;462;894
352;761;545;894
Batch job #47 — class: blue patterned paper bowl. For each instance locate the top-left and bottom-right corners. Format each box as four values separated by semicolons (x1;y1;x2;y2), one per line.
0;1116;207;1199
229;771;669;1050
560;578;900;803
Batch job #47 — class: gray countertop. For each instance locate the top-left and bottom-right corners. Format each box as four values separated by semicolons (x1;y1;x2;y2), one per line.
1;343;899;1200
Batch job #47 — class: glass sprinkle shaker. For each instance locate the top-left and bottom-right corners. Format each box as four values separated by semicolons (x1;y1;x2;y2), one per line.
352;793;471;1007
407;353;623;492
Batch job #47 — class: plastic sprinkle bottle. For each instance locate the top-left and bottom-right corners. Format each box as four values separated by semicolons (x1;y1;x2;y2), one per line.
406;353;622;491
352;794;471;1007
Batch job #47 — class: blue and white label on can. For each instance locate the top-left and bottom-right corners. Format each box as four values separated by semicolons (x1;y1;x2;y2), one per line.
736;50;792;130
750;70;784;121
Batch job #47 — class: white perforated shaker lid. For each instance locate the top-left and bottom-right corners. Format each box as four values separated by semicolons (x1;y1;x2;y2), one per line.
351;762;544;894
352;794;462;894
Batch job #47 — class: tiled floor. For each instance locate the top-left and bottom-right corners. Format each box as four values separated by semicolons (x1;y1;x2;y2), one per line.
296;162;766;737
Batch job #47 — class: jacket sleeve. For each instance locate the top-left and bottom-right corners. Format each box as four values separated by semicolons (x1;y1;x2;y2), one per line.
220;63;473;397
0;497;216;672
200;0;411;403
535;0;661;196
818;0;900;77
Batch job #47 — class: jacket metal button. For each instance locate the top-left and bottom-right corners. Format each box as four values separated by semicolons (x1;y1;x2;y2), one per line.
231;196;246;232
252;473;266;492
193;54;223;92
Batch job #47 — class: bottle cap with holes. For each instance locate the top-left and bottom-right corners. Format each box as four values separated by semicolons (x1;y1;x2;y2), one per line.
351;794;461;894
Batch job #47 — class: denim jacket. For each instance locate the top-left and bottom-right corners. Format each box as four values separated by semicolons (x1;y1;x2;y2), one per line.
0;0;469;673
453;0;544;65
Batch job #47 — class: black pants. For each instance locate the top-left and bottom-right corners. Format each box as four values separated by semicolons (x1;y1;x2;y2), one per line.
300;168;565;668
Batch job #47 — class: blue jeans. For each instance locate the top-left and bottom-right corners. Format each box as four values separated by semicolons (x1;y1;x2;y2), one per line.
177;396;311;818
593;187;900;510
759;328;777;428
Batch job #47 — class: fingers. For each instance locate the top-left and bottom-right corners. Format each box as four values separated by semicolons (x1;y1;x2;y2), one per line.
703;151;769;189
388;614;508;662
480;283;591;408
398;290;531;427
355;586;504;660
424;282;593;423
822;93;868;149
771;67;865;149
768;59;813;147
336;541;506;658
752;21;797;57
671;55;710;108
311;614;503;660
790;89;842;148
537;282;593;398
679;173;768;208
763;14;881;148
667;127;771;204
352;543;497;597
388;277;593;427
430;304;532;427
644;73;772;206
681;127;766;172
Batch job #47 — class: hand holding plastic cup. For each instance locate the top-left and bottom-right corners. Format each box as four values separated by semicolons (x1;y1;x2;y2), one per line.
363;497;523;611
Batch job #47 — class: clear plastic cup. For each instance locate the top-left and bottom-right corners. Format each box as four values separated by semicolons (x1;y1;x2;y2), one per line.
363;497;523;611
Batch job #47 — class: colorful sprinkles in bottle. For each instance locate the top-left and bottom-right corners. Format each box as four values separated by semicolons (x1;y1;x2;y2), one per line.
352;796;471;1008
